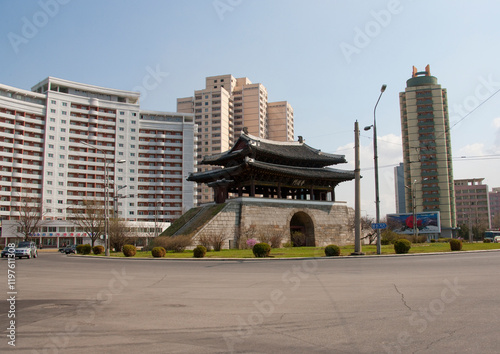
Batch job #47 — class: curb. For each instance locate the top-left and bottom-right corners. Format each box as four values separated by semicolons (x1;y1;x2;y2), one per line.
66;248;500;261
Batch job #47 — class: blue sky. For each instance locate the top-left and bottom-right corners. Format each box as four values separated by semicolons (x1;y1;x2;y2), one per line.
1;0;499;218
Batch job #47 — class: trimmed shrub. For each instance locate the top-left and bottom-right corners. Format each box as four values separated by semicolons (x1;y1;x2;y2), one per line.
430;239;436;243
77;244;91;255
416;235;428;243
154;235;193;253
438;238;451;243
484;238;492;243
394;239;411;254
123;244;136;257
92;245;104;255
291;231;306;247
381;238;391;245
252;243;271;258
324;244;341;257
449;239;462;251
193;245;207;258
151;247;166;258
381;229;400;244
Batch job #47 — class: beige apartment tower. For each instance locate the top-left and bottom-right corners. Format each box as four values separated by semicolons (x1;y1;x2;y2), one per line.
177;74;294;204
399;65;457;238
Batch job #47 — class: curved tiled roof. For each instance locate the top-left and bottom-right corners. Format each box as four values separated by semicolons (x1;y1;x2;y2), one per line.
188;158;354;185
202;133;347;167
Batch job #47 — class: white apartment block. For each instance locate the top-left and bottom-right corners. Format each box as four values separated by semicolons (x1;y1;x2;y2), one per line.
0;77;195;247
177;74;294;204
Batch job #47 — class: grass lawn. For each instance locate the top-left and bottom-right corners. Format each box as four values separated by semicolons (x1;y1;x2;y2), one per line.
101;242;500;258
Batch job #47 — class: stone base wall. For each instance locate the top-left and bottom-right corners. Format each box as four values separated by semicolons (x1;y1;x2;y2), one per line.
193;197;354;249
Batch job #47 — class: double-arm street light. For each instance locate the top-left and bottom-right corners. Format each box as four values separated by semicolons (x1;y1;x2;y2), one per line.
364;84;387;255
81;141;125;256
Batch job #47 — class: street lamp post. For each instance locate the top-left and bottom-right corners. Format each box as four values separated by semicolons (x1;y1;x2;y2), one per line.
364;84;387;255
81;141;125;256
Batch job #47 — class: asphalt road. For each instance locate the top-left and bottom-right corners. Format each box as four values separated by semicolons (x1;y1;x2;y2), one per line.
1;251;500;353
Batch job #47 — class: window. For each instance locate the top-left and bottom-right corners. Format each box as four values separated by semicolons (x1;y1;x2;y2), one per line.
131;120;136;124
61;128;66;132
62;111;67;115
47;181;53;185
47;171;53;176
50;127;55;131
131;128;136;132
120;111;125;115
58;200;63;204
51;100;56;104
62;102;67;107
48;153;54;158
50;118;55;122
58;191;63;195
59;164;64;168
58;182;64;186
48;144;54;149
119;119;125;123
48;162;53;167
59;155;65;159
119;127;124;131
119;135;124;139
50;109;56;113
61;119;66;124
130;177;135;181
59;173;64;177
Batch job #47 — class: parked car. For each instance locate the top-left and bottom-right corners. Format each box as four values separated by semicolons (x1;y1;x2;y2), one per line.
64;244;78;254
1;247;14;258
494;236;500;243
14;241;38;259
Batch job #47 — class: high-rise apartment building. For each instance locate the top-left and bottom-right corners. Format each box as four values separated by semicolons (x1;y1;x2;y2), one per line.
394;162;406;214
399;65;457;237
454;178;491;230
177;74;294;204
0;77;195;245
489;187;500;229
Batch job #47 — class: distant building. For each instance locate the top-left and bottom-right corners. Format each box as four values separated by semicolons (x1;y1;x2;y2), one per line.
454;178;491;231
399;65;457;237
0;77;195;247
489;187;500;229
394;162;406;213
177;74;294;204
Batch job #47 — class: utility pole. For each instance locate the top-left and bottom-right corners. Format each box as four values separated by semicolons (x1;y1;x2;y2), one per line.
352;121;363;255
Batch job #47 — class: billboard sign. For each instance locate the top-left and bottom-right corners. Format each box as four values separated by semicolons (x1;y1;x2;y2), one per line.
386;212;441;235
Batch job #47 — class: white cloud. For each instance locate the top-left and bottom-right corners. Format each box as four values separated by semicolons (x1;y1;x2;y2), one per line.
333;133;403;219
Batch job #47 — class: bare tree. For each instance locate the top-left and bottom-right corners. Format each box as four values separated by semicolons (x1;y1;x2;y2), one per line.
109;217;132;251
11;193;44;241
360;215;377;244
69;199;104;247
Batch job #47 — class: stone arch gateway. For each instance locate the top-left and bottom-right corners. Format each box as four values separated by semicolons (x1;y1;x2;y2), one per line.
290;211;315;246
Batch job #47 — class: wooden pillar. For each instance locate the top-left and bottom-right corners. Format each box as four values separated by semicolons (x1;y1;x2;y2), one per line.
250;179;255;197
331;186;336;202
278;183;282;199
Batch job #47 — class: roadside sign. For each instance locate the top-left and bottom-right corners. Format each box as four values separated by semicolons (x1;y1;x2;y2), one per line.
371;223;387;229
